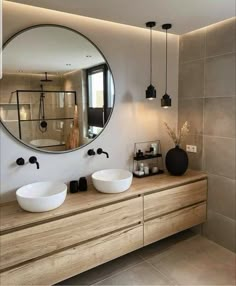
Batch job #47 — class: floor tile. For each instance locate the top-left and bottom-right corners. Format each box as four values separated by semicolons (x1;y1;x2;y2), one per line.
147;235;236;285
94;261;174;285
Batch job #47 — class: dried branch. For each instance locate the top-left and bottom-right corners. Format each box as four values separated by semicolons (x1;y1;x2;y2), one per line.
164;121;190;146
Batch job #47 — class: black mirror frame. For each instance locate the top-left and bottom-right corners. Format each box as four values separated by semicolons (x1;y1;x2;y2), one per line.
1;24;116;154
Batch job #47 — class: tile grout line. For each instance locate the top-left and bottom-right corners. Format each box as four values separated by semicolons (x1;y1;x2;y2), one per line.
180;51;236;65
91;259;145;286
144;258;179;286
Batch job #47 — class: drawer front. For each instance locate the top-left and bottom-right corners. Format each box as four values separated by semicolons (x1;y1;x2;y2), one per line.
144;202;206;246
0;225;143;286
0;197;142;270
144;180;207;220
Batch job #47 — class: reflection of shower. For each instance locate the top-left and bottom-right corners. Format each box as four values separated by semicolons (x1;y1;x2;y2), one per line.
39;84;47;133
40;72;52;82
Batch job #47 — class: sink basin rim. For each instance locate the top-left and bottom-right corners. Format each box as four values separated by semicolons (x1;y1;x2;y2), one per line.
92;169;133;182
16;181;67;199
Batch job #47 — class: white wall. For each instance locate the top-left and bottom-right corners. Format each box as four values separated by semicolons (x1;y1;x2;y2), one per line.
0;1;179;202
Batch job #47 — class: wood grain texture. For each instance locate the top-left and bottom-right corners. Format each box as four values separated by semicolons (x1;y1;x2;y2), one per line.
144;202;207;246
144;180;207;220
0;225;143;286
0;170;207;233
0;197;142;271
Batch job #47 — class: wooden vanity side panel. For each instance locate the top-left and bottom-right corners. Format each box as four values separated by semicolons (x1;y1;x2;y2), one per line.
0;225;143;286
144;180;207;220
0;197;142;271
144;202;207;246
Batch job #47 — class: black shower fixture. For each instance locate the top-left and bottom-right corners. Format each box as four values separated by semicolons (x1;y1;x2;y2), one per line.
39;84;47;132
40;72;52;82
161;23;172;108
145;21;157;100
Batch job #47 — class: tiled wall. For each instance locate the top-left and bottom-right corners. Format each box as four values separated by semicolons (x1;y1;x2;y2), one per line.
179;18;236;252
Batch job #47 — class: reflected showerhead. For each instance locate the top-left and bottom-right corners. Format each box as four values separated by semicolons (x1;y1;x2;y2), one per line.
40;72;52;82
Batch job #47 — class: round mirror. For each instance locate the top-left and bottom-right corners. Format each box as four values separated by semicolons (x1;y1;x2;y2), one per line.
0;25;115;153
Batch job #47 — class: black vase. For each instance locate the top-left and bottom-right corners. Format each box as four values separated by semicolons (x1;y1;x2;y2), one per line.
165;145;188;176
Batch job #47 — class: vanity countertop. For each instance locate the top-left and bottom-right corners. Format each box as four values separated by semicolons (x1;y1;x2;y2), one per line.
0;170;207;233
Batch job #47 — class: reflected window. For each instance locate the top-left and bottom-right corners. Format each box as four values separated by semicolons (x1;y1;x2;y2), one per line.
86;64;113;137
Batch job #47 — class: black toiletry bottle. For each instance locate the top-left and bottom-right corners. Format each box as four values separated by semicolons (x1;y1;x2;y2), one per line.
78;177;87;191
136;149;143;158
70;181;78;193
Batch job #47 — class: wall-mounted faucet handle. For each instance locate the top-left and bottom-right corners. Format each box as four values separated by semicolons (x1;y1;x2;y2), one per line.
87;149;96;156
29;156;40;169
97;148;109;158
16;157;25;166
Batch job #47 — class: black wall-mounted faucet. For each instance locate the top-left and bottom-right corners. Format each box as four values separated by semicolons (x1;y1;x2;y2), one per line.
29;156;40;169
97;148;109;158
16;158;25;166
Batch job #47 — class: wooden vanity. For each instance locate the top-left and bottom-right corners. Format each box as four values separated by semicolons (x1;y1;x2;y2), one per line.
0;170;207;285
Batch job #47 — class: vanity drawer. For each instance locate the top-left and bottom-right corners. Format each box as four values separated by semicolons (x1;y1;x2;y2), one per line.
144;180;207;220
144;202;206;245
0;196;142;270
0;225;143;286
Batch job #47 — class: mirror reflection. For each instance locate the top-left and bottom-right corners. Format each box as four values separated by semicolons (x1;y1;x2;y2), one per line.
0;25;115;152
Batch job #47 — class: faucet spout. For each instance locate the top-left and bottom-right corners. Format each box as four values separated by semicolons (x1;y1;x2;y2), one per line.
97;148;109;158
29;156;40;169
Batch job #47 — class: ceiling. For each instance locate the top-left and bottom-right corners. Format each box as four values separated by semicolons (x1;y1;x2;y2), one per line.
6;0;235;34
3;26;105;73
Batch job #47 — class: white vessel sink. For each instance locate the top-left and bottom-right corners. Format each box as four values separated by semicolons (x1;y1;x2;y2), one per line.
30;139;62;147
92;169;133;194
16;182;67;212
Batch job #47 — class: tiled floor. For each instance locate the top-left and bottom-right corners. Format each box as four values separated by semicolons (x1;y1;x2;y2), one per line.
58;230;236;285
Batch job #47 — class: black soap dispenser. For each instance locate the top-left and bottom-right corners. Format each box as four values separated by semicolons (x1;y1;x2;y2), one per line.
78;177;87;191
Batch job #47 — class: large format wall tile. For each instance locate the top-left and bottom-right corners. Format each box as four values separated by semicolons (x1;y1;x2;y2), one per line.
203;210;236;252
206;18;236;57
207;174;236;220
181;134;203;170
203;136;235;179
179;19;236;252
204;97;236;138
179;60;204;98
179;98;203;135
179;29;205;62
205;53;236;97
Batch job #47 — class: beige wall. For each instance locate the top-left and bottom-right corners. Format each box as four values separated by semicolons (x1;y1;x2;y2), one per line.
0;2;179;202
179;18;236;252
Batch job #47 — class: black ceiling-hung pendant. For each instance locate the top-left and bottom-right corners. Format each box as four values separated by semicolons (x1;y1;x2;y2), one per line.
161;23;172;108
145;21;156;100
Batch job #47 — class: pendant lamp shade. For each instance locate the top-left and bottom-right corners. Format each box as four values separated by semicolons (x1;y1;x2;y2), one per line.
161;23;172;108
146;21;156;100
146;84;156;100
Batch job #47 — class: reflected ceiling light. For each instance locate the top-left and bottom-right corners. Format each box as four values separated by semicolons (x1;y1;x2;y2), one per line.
145;21;156;100
161;23;172;108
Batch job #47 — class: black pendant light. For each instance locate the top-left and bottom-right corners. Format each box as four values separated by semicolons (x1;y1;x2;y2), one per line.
146;21;156;100
161;23;172;108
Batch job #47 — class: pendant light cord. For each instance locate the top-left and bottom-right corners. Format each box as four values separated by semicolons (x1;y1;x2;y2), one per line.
150;26;153;85
165;28;168;94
